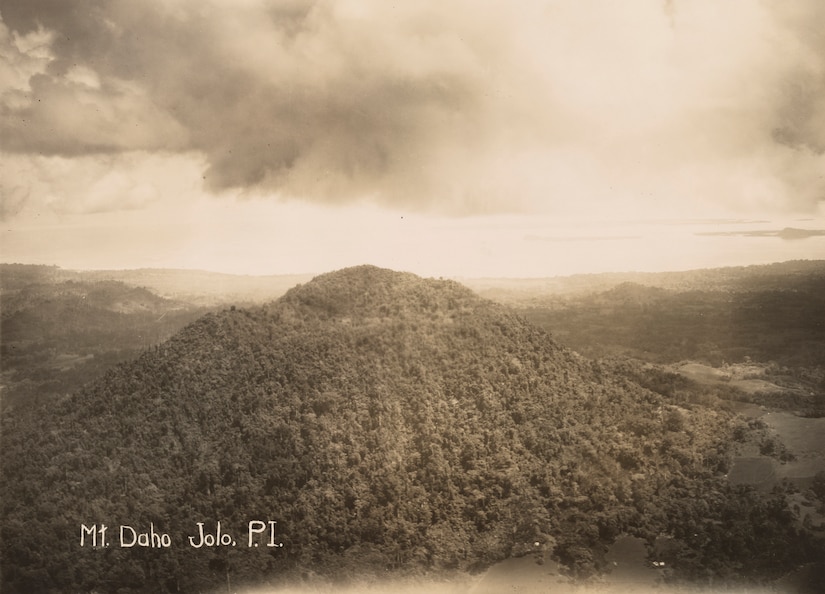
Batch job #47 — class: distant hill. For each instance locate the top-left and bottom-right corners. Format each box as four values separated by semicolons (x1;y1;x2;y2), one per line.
7;259;822;307
0;263;315;305
464;259;825;302
0;278;211;410
463;260;825;416
512;270;825;370
0;264;312;410
3;265;820;593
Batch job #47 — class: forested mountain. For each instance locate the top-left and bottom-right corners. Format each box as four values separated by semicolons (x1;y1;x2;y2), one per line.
0;278;211;410
1;266;822;593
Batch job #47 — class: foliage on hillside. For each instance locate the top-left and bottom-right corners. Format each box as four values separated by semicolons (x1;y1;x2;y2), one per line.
519;274;825;369
1;266;821;593
0;279;211;410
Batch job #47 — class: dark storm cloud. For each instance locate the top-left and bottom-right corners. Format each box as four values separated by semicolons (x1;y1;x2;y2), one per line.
2;0;536;212
769;2;825;155
1;0;824;215
0;71;189;154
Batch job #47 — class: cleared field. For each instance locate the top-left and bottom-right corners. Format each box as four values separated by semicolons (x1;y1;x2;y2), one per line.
728;457;778;490
677;362;731;384
762;413;825;455
675;362;795;395
726;412;825;486
764;412;825;481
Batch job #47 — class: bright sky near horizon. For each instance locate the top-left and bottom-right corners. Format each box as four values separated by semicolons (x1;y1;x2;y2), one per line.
1;0;824;278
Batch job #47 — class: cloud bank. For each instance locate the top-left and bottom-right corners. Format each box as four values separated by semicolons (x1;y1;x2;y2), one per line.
1;0;824;217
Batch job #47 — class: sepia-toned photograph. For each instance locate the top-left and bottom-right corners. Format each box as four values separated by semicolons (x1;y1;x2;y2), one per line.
1;1;824;592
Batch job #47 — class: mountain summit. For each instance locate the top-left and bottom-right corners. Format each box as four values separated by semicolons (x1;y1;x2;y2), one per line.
277;264;484;321
1;266;730;593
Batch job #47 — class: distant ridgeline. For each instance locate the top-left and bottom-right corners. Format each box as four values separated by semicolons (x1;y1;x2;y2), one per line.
0;274;213;410
477;259;825;369
2;266;822;593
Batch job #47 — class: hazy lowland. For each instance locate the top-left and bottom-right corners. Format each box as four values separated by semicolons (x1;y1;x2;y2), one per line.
1;261;824;593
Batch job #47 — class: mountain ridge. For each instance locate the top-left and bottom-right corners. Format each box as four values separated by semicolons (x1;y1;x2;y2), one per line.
2;265;818;593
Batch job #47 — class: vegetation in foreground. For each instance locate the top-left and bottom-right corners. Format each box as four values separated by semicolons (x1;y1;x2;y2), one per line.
2;263;824;593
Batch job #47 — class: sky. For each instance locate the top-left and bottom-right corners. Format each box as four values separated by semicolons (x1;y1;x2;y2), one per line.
1;0;824;278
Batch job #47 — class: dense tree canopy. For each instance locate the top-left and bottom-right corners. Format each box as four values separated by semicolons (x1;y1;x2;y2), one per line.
2;266;820;593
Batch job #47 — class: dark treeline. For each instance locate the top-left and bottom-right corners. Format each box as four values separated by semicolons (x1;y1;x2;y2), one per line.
520;274;825;369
